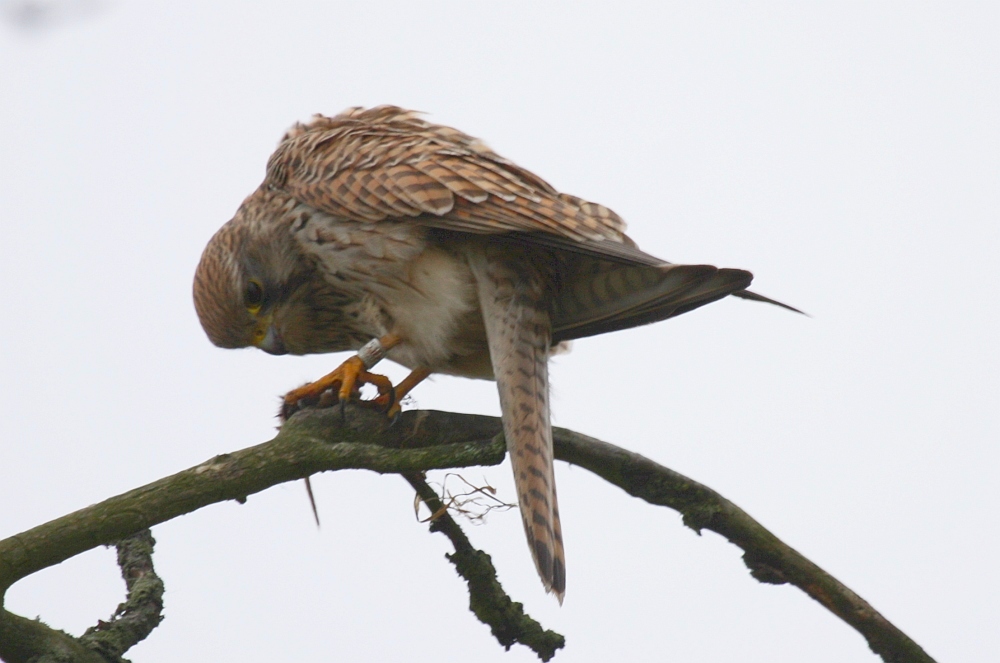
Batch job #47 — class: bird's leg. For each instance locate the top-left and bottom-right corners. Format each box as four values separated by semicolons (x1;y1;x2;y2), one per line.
370;366;432;418
283;334;401;528
280;334;401;420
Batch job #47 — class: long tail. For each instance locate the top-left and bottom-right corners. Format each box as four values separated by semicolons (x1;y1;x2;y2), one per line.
468;245;566;602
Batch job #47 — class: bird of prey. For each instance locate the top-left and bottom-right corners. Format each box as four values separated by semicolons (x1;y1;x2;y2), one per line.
193;105;791;602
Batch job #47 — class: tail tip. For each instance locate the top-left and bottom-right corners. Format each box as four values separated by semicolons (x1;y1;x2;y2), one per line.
533;538;567;604
546;554;566;605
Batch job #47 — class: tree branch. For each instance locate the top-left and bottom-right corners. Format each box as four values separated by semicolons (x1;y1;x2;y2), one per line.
0;611;108;663
405;472;565;661
0;406;506;663
0;407;504;593
0;406;935;663
78;530;165;662
550;427;936;663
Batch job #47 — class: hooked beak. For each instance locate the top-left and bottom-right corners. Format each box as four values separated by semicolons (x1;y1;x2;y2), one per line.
255;323;288;355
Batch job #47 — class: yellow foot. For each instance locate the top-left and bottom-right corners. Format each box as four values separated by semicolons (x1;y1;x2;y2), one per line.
368;367;432;419
280;356;395;421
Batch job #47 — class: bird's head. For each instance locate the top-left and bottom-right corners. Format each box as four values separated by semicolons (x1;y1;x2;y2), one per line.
192;216;293;355
192;195;356;357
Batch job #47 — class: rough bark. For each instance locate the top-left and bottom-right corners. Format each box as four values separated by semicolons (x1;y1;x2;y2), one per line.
405;472;565;661
0;406;935;663
77;530;164;663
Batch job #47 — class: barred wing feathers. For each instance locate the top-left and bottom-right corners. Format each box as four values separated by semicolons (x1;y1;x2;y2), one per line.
265;105;629;246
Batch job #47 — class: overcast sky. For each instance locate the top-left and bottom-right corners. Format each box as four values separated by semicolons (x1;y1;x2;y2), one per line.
1;2;997;661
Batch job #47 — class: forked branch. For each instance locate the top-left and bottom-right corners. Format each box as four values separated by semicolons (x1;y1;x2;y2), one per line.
0;406;935;663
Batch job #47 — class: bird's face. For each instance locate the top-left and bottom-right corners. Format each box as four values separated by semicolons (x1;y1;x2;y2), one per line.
193;219;289;355
193;204;361;357
223;271;293;356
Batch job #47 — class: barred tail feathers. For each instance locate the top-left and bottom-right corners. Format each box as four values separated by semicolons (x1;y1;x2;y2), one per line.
467;247;566;601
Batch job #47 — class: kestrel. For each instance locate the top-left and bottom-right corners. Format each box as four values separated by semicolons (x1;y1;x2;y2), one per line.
193;106;790;601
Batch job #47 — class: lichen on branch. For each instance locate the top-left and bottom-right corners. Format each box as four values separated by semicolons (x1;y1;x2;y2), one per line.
0;406;935;663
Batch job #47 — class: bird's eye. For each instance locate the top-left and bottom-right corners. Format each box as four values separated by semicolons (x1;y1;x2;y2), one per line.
244;279;264;313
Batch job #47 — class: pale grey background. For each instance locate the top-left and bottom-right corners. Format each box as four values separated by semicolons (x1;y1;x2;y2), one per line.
1;2;996;661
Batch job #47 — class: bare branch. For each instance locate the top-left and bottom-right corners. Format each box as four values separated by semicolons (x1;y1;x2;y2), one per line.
0;406;505;663
406;472;565;661
0;407;935;662
78;530;164;662
552;427;936;663
0;611;107;663
0;407;504;593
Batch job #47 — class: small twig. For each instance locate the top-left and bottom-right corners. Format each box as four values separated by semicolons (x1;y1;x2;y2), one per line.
418;473;515;524
404;471;565;662
79;529;165;662
303;476;321;527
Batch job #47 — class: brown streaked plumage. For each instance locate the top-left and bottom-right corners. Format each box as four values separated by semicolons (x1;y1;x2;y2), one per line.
193;105;793;601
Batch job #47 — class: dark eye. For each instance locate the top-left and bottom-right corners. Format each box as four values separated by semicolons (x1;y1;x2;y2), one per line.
244;279;264;311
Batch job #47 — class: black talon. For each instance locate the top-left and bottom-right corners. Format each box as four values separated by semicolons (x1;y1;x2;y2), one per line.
279;399;295;423
383;386;397;414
